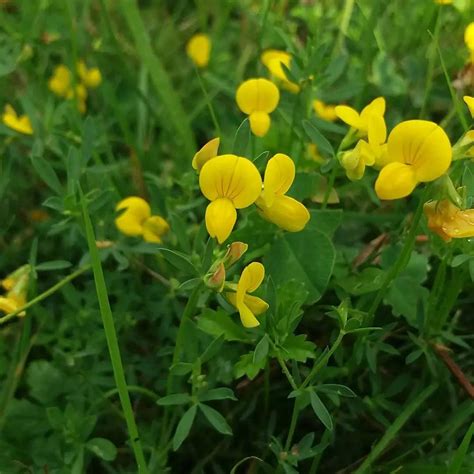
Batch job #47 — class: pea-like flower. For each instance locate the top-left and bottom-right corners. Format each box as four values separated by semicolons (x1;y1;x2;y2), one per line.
48;64;72;98
465;22;474;63
256;153;310;232
375;120;452;200
313;100;338;122
424;200;474;242
186;33;211;68
464;96;474;117
226;262;269;328
236;78;280;137
335;97;385;137
199;154;262;243
261;49;300;93
2;104;33;135
340;114;388;180
115;196;170;243
192;137;220;171
77;60;102;88
0;265;30;316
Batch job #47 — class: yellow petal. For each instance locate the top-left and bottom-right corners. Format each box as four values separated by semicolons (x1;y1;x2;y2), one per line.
236;78;280;115
205;198;237;244
257;194;310;232
244;294;269;316
340;145;362;171
335;105;361;129
313;100;338;122
192;137;220;171
361;97;386;123
199;154;262;208
236;261;265;305
387;120;452;182
115;196;151;236
0;296;19;315
262;153;295;206
465;22;474;51
260;49;300;93
2;105;33;135
48;65;71;97
142;216;170;243
464;96;474;117
375;162;418;200
368;114;387;146
186;33;211;68
249;112;271;137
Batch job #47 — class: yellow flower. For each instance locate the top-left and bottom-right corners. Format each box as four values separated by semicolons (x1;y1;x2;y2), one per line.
115;196;169;243
313;100;338;122
464;96;474;117
0;265;30;316
226;262;268;328
335;97;385;137
455;130;474;159
77;60;102;88
261;49;300;93
199;154;262;243
2;104;33;135
340;114;388;180
66;84;88;114
192;137;220;171
434;0;452;4
465;22;474;62
0;294;25;315
256;153;310;232
186;33;211;68
48;64;72;98
424;200;474;242
235;78;280;137
375;120;452;200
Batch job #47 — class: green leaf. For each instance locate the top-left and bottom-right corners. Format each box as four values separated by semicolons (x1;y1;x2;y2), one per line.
253;335;269;364
30;155;63;195
158;248;198;275
234;352;267;380
280;334;316;363
265;228;335;304
197;308;250;342
302;120;335;158
26;360;64;404
173;405;197;451
199;403;233;435
448;422;474;474
317;384;357;398
200;335;225;363
233;118;250;156
157;393;191;406
307;210;342;238
199;388;237;402
338;268;386;296
86;438;117;461
310;391;333;431
35;260;72;271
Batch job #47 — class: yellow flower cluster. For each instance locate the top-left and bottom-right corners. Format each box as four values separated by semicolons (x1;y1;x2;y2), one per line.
2;104;33;135
115;197;170;243
48;60;102;113
193;139;309;243
0;265;30;316
186;33;211;68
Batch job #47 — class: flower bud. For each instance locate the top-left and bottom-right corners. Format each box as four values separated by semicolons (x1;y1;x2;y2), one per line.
204;262;226;292
223;242;248;267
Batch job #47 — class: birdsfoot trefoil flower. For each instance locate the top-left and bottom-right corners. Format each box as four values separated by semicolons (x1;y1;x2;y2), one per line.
2;105;33;135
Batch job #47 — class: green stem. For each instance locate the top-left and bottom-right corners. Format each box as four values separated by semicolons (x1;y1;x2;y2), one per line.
284;401;300;451
276;354;298;391
102;385;160;403
194;67;222;138
301;331;344;389
354;384;437;473
334;0;355;53
367;188;428;322
0;266;91;325
81;191;149;474
321;164;337;209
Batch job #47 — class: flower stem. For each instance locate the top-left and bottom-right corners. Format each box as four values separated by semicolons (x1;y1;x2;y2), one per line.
0;265;91;326
284;401;300;451
367;188;428;323
81;191;149;474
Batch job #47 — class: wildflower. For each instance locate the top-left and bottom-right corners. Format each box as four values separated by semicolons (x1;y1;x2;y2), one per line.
236;78;280;137
77;60;102;88
464;96;474;117
424;200;474;242
375;120;452;200
256;153;310;232
340;114;388;180
48;64;72;98
434;0;452;4
226;262;268;328
205;262;226;292
0;265;30;316
199;154;262;243
2;104;33;135
192;137;220;171
335;97;385;137
261;49;300;93
223;242;248;267
465;22;474;62
313;100;338;122
115;196;169;243
186;33;211;68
